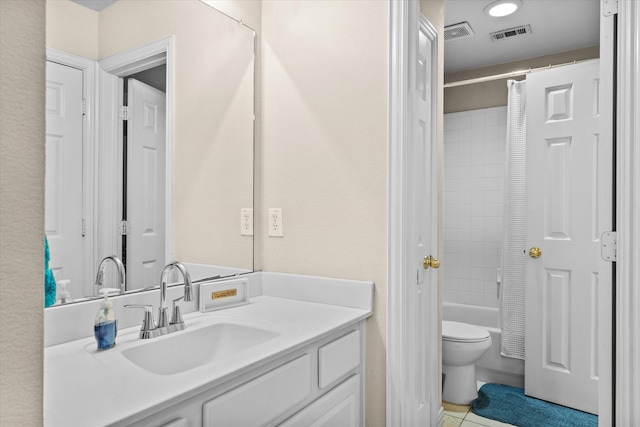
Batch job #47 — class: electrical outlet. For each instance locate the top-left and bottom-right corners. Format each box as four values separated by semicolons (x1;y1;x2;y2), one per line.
268;208;283;237
240;208;253;236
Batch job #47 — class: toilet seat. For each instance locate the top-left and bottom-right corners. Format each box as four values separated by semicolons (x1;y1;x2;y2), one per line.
442;321;490;343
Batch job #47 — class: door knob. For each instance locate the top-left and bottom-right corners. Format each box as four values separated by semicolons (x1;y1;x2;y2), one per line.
529;247;542;258
423;255;440;269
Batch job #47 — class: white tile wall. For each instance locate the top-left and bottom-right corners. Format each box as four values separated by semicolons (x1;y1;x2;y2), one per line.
443;106;507;308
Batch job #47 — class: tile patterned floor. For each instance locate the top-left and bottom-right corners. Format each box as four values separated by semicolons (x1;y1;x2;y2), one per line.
443;382;516;427
443;401;516;427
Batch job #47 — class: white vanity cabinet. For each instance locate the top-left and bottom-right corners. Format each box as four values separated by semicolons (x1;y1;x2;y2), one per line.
45;274;374;427
127;323;365;427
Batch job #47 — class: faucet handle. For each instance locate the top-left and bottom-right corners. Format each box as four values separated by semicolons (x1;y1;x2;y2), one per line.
184;282;193;302
94;268;105;287
169;297;186;332
170;296;184;324
125;304;159;339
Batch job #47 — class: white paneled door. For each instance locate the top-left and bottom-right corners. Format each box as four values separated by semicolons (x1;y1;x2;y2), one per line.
406;15;440;425
525;59;604;414
45;61;84;299
126;79;166;289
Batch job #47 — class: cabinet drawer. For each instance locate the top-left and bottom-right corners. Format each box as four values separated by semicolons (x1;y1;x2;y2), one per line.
203;354;311;426
318;330;360;389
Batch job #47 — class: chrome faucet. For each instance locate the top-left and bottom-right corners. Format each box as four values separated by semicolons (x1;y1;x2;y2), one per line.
158;262;193;333
126;261;193;339
95;256;126;294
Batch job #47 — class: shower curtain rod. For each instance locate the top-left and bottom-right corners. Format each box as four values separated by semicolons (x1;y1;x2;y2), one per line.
443;59;593;88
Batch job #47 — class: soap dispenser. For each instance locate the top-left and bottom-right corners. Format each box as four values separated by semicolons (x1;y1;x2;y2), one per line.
94;290;117;350
57;279;71;304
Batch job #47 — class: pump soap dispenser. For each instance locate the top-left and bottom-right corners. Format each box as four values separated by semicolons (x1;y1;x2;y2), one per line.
94;290;117;350
57;279;71;304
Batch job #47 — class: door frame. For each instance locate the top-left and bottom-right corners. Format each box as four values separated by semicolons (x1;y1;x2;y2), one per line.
97;36;174;279
598;7;615;424
614;1;640;424
388;1;442;425
388;1;640;425
45;48;96;295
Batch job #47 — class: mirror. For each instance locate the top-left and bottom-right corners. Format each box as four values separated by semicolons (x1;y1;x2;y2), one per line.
45;0;255;305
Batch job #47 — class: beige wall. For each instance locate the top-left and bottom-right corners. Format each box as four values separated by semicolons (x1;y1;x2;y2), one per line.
260;2;445;424
199;0;265;271
0;1;46;425
46;0;99;60
444;45;599;113
261;1;389;424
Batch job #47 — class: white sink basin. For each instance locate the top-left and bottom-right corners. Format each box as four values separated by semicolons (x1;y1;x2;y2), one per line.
121;322;280;375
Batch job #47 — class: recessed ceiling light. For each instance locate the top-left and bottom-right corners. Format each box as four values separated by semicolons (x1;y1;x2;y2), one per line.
484;0;522;17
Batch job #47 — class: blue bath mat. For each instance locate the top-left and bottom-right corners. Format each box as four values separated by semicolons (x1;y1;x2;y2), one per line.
472;383;598;427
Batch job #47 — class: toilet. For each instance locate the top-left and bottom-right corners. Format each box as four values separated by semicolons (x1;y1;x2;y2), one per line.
442;320;492;405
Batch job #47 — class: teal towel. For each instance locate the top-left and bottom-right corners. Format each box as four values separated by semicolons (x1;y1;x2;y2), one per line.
44;236;56;307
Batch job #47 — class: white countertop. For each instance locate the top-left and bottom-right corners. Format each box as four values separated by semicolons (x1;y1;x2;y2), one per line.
44;294;372;427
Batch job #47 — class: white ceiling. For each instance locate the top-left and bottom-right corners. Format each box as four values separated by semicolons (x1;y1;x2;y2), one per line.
444;0;600;73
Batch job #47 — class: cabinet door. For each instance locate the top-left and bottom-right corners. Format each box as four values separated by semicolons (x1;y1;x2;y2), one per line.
318;330;360;389
279;375;360;427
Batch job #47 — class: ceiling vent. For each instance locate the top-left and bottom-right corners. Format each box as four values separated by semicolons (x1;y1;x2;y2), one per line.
490;25;532;42
444;22;476;41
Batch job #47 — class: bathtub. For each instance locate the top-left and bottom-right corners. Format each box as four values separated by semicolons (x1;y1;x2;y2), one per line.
443;302;524;388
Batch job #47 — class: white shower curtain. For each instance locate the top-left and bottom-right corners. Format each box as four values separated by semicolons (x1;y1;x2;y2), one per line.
500;79;527;360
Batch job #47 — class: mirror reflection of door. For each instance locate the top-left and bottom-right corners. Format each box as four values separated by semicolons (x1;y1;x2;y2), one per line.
45;61;168;298
45;60;84;300
124;75;166;290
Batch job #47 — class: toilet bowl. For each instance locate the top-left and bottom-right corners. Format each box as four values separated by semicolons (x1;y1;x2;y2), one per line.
442;320;492;405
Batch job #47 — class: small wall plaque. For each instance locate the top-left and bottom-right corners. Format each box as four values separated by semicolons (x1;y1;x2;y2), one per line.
199;278;249;312
212;289;238;299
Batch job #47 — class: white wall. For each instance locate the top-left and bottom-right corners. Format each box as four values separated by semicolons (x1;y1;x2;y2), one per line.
443;107;507;307
261;1;389;424
0;0;45;424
